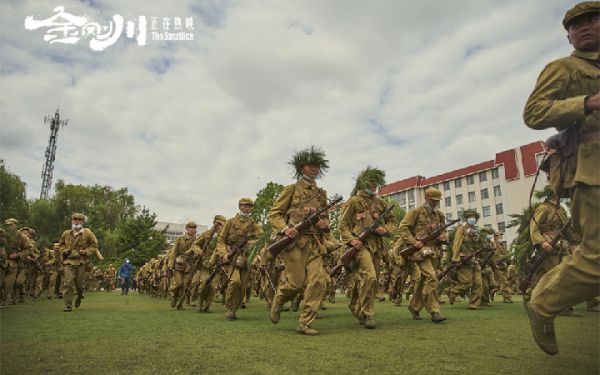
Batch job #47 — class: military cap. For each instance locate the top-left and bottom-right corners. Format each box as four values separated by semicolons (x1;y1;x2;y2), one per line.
186;221;198;228
425;187;442;201
238;198;254;206
53;243;60;249
563;2;600;29
20;227;31;232
71;213;86;221
462;209;480;220
4;218;18;225
214;215;227;223
289;145;329;179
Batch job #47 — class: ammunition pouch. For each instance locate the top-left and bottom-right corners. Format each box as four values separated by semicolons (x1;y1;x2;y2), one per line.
174;256;186;271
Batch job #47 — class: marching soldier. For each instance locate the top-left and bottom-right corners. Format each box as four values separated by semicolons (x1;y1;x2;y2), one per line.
523;1;600;355
398;188;448;322
268;146;331;336
167;222;198;310
339;166;396;329
449;209;484;310
0;218;33;308
58;213;100;312
194;215;226;313
491;232;512;303
105;264;117;292
216;199;262;320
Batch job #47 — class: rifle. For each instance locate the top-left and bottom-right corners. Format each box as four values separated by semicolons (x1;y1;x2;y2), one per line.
268;195;343;259
399;218;460;260
260;265;277;293
191;225;220;273
519;218;572;294
204;233;255;287
329;204;395;276
437;246;492;280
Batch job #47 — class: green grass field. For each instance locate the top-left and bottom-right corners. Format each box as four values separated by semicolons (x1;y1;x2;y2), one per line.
1;292;598;375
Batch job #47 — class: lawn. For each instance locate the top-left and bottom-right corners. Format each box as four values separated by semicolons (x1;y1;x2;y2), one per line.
1;292;598;374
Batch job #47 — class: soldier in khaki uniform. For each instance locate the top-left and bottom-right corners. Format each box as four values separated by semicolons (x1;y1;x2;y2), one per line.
193;215;226;313
449;210;484;310
339;167;395;328
167;222;198;310
59;213;100;312
398;188;448;322
269;146;330;336
216;199;262;320
491;232;512;303
0;219;33;308
43;244;61;298
523;2;600;355
21;228;40;299
105;264;117;292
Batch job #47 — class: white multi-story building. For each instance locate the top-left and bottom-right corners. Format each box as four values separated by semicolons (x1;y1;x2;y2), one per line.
379;141;548;244
154;222;208;243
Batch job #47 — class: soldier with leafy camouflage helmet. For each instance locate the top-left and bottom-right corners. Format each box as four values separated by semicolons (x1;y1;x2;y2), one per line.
398;187;448;322
339;166;396;329
216;199;262;320
268;146;331;336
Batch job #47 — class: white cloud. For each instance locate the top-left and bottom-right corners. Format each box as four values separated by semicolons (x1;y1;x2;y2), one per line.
1;0;580;224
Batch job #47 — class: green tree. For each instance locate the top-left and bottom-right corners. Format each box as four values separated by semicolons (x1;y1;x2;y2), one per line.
116;208;167;267
0;161;28;222
251;182;284;228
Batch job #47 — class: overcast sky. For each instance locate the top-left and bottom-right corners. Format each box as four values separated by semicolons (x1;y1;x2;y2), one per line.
1;0;576;224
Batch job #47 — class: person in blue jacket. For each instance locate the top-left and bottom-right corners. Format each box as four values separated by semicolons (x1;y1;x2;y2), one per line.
119;258;134;295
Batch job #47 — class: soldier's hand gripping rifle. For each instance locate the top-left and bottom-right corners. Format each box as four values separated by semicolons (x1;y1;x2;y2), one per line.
268;195;343;259
398;218;460;260
436;246;491;280
329;204;395;277
204;234;255;287
519;218;572;294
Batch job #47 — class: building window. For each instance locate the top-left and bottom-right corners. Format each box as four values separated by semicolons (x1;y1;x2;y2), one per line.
432;184;439;190
481;188;489;200
457;209;464;218
492;168;499;179
479;171;488;182
498;222;505;232
446;213;453;221
456;194;463;205
400;205;407;212
483;206;491;217
443;181;451;191
467;175;475;185
496;203;504;215
408;190;415;203
408;203;415;210
484;224;493;229
445;197;451;207
468;191;476;202
494;185;501;197
455;179;462;188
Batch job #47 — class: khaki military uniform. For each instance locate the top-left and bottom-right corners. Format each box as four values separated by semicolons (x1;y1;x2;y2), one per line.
492;241;512;302
524;49;600;319
193;225;221;312
215;214;262;316
339;191;396;321
168;234;197;309
105;266;116;292
398;204;445;315
0;228;33;306
450;224;484;309
268;178;329;328
59;228;99;310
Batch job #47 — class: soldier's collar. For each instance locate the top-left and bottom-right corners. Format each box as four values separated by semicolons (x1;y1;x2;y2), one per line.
298;178;316;188
572;50;600;62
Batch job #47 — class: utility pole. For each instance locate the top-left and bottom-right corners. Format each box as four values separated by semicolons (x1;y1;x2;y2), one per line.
40;109;67;199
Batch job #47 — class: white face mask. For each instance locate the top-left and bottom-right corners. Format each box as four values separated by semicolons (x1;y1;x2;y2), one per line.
487;235;494;241
302;174;316;181
239;211;251;217
467;218;477;226
72;223;83;231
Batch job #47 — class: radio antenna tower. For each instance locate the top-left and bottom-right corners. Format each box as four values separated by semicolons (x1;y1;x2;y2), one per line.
40;109;68;199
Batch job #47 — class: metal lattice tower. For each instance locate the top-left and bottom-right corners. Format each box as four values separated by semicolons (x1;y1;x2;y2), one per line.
40;109;68;199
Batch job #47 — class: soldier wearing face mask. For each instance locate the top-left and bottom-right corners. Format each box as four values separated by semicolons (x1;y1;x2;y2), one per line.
216;198;262;320
398;187;448;323
58;213;99;312
449;210;484;310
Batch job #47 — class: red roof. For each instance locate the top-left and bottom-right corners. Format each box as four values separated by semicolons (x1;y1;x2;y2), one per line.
379;141;546;196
